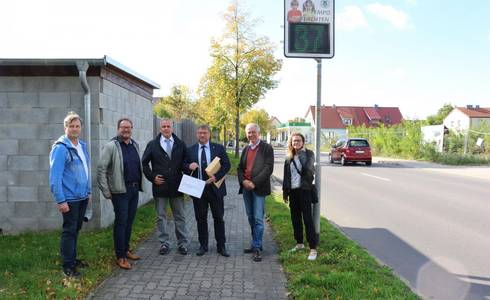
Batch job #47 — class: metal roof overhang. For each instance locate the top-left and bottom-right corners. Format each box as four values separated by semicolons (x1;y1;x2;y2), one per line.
0;55;160;89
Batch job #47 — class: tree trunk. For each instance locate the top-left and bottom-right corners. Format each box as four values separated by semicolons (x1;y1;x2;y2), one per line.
223;124;227;147
235;104;240;158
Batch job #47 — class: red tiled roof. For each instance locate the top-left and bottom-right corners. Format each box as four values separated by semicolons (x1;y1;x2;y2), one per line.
363;107;382;120
456;107;490;118
305;105;403;129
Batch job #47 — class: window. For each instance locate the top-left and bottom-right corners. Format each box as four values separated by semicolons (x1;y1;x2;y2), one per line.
348;139;369;147
342;118;352;125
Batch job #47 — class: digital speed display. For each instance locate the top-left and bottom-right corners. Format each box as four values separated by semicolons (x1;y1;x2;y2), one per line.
288;23;330;55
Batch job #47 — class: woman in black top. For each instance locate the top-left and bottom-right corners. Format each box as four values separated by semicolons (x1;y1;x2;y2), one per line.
282;132;318;260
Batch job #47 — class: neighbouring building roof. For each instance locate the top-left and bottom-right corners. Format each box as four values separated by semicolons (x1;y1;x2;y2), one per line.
305;105;404;129
455;107;490;118
0;55;160;89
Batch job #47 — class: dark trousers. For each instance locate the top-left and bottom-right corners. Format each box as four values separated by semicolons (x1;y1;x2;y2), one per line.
61;198;88;268
192;187;226;249
111;186;139;259
289;188;317;249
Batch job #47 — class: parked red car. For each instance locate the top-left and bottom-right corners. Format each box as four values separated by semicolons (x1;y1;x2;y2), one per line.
329;138;372;166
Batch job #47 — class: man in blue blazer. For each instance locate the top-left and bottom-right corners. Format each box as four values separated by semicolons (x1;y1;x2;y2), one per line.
184;125;231;257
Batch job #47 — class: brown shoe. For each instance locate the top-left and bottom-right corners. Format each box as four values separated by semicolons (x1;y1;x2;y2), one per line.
116;258;131;270
126;251;140;260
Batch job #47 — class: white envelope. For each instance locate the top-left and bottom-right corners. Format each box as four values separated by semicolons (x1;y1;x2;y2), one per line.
178;174;206;199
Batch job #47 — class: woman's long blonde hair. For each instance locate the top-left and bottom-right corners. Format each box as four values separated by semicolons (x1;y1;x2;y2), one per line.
287;132;305;159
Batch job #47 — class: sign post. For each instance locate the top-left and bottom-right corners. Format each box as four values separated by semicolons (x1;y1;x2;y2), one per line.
284;0;335;239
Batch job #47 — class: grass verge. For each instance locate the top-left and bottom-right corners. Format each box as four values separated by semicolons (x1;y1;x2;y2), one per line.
266;193;420;300
227;150;240;175
0;200;157;299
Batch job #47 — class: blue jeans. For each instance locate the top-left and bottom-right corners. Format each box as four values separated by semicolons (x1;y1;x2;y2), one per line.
111;186;139;259
243;190;265;250
60;198;88;268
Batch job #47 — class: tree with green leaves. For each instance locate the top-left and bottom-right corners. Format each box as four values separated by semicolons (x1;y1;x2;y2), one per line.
426;103;454;125
240;109;271;140
153;85;197;120
199;0;282;156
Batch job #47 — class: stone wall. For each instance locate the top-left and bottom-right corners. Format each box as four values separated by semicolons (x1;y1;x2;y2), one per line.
94;78;154;228
0;75;155;233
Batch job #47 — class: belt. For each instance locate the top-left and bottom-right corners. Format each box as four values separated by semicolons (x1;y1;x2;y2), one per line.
126;182;140;187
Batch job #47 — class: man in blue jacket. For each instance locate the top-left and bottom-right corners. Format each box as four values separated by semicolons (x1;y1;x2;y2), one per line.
49;112;91;277
184;125;231;257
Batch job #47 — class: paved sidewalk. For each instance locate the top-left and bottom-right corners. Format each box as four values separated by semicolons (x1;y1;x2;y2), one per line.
88;177;288;300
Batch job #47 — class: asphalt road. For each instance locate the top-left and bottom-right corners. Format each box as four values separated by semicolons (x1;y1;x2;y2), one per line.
272;148;490;300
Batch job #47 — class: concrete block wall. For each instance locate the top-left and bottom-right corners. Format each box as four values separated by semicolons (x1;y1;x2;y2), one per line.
94;79;154;228
0;76;101;233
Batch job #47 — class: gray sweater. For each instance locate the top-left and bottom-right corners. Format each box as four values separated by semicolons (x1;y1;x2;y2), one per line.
97;137;143;198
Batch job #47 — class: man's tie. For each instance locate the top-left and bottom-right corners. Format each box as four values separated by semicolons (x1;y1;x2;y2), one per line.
201;145;208;180
164;139;172;159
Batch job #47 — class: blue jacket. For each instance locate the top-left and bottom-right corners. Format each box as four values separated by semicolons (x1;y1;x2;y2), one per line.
49;135;91;204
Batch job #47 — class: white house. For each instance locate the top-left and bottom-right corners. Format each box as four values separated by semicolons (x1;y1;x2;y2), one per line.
443;106;490;132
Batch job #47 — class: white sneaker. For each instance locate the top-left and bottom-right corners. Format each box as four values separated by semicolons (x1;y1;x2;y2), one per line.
307;249;317;261
289;244;305;252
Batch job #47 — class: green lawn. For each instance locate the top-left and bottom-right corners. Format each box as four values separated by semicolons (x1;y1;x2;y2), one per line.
227;150;240;175
266;194;420;300
0;200;157;299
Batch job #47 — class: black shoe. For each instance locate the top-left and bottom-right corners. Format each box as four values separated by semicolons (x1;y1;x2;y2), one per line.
244;246;263;254
159;244;170;255
217;247;230;257
63;267;81;277
196;246;208;256
252;249;262;262
75;259;89;268
178;246;188;255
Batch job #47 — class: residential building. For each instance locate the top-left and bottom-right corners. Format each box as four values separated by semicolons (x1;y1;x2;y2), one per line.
443;106;490;132
305;105;404;140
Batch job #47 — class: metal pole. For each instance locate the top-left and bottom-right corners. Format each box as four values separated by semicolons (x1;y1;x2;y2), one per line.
313;58;322;239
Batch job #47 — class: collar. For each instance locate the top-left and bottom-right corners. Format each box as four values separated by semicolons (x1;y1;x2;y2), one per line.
249;140;261;150
67;137;79;148
116;136;133;145
199;142;210;149
160;135;174;143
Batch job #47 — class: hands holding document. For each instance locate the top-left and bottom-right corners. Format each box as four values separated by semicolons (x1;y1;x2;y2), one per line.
205;157;225;188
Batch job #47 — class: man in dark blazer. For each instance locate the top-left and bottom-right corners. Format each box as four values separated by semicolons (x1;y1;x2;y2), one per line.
185;125;231;257
237;123;274;262
141;119;189;255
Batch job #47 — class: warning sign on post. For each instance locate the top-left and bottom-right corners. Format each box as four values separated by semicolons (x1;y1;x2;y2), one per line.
284;0;335;58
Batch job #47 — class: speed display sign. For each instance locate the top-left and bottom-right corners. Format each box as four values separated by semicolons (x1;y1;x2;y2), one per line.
284;0;334;58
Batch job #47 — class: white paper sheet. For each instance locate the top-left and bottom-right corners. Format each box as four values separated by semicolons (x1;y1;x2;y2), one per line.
178;174;205;198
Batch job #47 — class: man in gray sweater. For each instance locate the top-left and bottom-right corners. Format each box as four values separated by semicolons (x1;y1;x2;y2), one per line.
97;118;143;270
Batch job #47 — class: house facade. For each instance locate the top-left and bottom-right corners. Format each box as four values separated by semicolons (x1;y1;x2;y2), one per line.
443;106;490;132
276;121;313;145
304;105;404;140
0;56;159;233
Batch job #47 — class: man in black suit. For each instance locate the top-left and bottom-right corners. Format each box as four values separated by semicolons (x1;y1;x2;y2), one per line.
237;123;274;262
141;119;189;255
185;125;231;257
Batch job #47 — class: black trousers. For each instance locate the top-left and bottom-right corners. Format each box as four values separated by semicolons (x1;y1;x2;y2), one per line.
61;199;88;268
289;188;317;249
192;186;226;249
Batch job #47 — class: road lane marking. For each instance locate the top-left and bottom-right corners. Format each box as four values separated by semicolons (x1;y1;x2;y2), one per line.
361;173;391;182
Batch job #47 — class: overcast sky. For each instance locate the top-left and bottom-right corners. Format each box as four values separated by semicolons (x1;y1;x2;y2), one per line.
1;0;489;121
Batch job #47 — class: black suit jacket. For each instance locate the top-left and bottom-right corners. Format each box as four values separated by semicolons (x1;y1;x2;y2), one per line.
237;140;274;196
184;142;231;198
141;133;187;198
